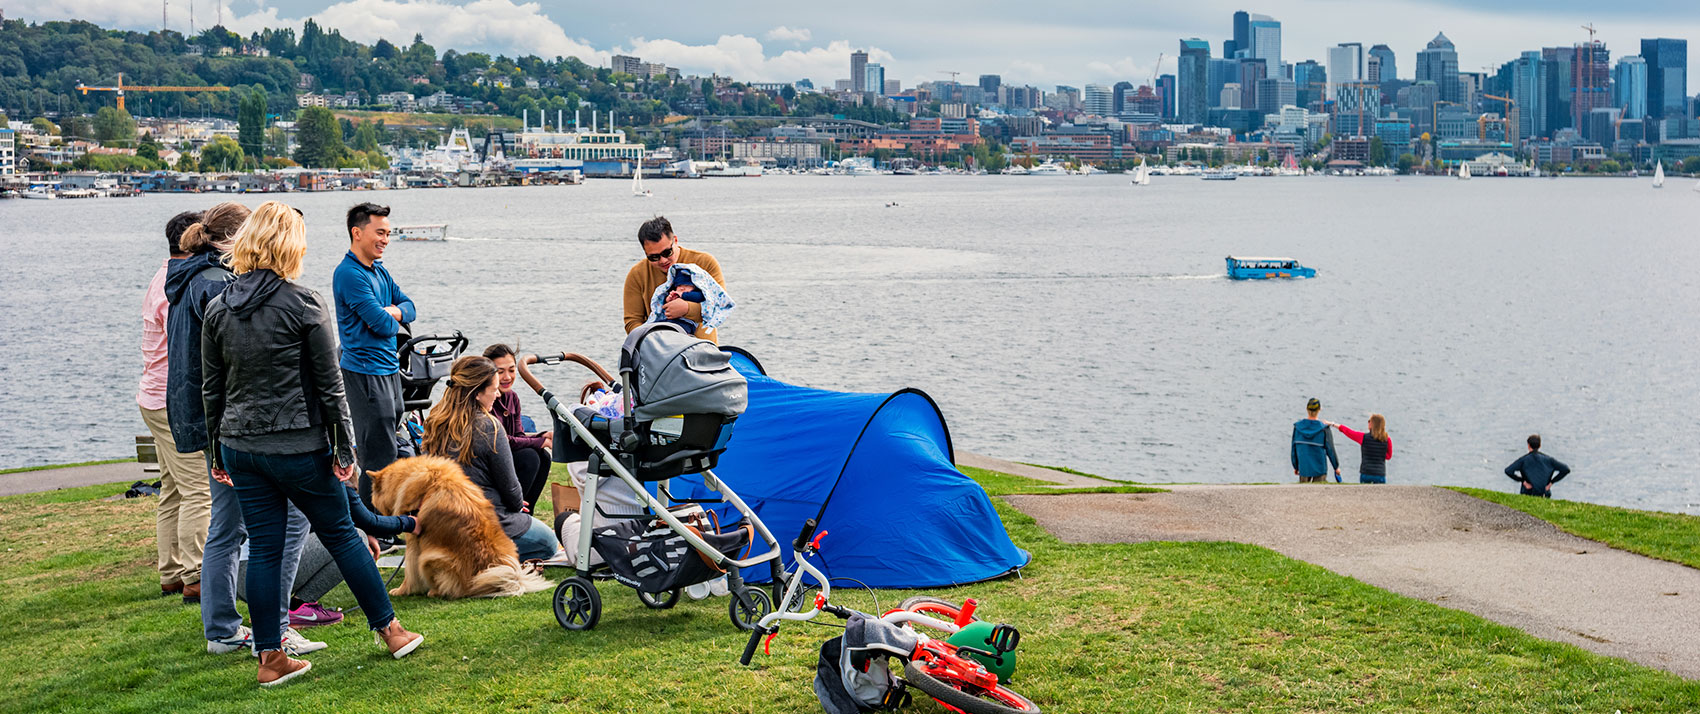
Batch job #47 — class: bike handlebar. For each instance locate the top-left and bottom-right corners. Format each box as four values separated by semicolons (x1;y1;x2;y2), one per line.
739;625;769;665
793;519;818;552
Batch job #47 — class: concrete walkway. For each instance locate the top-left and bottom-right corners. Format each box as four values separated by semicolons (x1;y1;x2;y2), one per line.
0;461;152;498
1005;484;1700;679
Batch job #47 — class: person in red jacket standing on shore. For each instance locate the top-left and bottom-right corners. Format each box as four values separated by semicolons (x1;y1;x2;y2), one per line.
1331;414;1392;484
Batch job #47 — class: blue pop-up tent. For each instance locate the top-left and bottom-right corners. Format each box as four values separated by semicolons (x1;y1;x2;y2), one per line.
675;348;1030;588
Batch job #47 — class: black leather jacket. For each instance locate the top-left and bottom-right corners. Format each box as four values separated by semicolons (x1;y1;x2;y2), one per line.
202;270;356;470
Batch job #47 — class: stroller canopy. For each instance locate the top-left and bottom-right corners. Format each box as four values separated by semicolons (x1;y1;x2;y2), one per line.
676;349;1031;589
622;324;748;422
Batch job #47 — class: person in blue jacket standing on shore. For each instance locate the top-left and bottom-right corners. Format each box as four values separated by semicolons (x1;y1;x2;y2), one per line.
1291;398;1340;483
1505;434;1570;498
333;202;416;509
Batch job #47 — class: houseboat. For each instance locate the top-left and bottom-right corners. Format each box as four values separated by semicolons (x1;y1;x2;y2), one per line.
1225;256;1316;280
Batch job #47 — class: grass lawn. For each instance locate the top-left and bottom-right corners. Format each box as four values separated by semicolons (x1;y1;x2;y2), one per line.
959;466;1166;497
1;471;1696;713
1449;487;1700;570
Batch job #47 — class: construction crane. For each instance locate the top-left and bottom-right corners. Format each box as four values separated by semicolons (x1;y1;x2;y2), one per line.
76;73;231;113
1149;53;1164;88
1482;93;1518;143
1581;23;1598;43
938;70;961;84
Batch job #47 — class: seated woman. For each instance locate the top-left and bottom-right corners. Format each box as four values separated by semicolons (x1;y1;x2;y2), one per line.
482;344;552;507
421;355;563;562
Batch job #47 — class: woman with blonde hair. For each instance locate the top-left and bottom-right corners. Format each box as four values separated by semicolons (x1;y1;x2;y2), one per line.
202;201;424;686
423;355;563;562
1332;414;1393;484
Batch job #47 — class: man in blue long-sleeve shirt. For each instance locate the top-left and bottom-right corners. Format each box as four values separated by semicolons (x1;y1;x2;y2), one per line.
1505;434;1571;498
333;202;416;507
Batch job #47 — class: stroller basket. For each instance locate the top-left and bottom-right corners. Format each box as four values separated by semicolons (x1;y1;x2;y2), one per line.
554;407;738;481
593;510;752;593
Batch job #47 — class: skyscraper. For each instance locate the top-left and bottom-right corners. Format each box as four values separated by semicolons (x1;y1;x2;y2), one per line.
1416;32;1460;103
979;74;1002;96
1542;46;1573;133
1239;58;1268;111
1294;60;1326;108
850;50;869;92
1369;44;1396;82
1327;43;1364;98
1083;84;1114;116
1230;10;1250;59
1158;74;1177;120
1178;38;1212;124
864;63;886;95
1509;51;1547;140
1569;43;1610;134
1208;58;1237;108
1640;38;1688;120
1615;56;1647;120
1112;81;1135;114
1248;14;1281;66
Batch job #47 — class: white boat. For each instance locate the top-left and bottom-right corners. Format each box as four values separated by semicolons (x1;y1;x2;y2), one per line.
1458;162;1472;180
21;187;57;199
1000;164;1029;175
702;158;763;177
633;150;652;197
394;224;448;242
1652;162;1665;189
1029;160;1069;176
1131;160;1151;186
1200;170;1237;181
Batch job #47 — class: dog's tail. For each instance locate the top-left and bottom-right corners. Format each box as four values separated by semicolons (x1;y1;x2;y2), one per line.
467;558;552;598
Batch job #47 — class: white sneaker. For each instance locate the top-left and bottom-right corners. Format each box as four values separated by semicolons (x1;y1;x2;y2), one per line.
207;625;253;654
284;627;328;654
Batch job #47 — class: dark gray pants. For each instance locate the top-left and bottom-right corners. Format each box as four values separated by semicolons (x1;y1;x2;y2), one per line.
344;369;409;509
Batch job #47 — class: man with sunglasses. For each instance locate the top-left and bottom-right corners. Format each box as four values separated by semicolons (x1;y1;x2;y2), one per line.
623;216;726;343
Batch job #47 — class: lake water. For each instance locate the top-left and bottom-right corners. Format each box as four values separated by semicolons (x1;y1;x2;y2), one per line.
2;175;1697;514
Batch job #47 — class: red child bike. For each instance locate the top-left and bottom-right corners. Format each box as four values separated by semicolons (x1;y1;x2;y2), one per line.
741;519;1040;714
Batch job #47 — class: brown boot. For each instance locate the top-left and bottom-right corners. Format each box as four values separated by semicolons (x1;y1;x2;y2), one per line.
161;581;183;597
181;582;201;604
257;649;311;687
374;618;424;659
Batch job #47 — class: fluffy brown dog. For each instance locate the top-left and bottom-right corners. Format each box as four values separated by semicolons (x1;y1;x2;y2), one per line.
368;456;551;599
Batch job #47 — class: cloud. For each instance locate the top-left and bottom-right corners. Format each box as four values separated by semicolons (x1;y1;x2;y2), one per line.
623;37;894;84
764;26;812;43
1084;57;1151;83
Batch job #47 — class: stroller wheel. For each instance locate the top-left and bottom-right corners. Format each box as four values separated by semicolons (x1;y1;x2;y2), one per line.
554;577;601;631
729;586;772;631
638;588;681;610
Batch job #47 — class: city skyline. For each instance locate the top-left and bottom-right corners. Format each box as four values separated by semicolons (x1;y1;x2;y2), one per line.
18;0;1700;90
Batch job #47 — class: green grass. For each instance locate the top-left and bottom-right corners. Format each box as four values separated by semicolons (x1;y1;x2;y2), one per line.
1449;487;1700;570
960;466;1165;496
1;473;1697;713
1016;462;1132;483
0;458;134;475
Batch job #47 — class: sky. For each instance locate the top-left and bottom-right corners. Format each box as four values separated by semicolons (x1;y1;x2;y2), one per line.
17;0;1700;90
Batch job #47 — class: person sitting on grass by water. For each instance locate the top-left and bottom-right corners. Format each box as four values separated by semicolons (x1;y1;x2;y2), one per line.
1505;434;1571;498
1292;398;1340;483
1331;414;1392;484
623;216;728;343
421;356;565;563
483;343;553;508
202;201;424;686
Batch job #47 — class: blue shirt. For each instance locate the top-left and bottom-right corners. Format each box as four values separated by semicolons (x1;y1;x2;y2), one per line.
333;250;416;375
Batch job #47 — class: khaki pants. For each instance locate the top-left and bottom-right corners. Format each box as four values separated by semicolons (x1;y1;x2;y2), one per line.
140;406;212;586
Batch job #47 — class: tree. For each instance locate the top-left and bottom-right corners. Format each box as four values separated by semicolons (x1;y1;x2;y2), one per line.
238;89;268;158
265;127;289;158
1396;153;1417;174
1369;137;1387;167
200;136;247;172
137;136;161;161
293;106;345;167
352;121;382;153
1209;148;1226;167
1683;156;1700;175
32;117;58;135
175;153;199;172
0;112;8;128
93;107;137;144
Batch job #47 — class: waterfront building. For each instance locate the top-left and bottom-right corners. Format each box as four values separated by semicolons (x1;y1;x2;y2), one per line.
1178;38;1212;124
1333;136;1371;163
1248;14;1281;66
851;50;869;92
0;128;14;178
1369;44;1397;82
1615;56;1648;120
1011;133;1115;163
731;140;822;167
1640;39;1688;120
1375;118;1412;158
1416;32;1461;103
1328;43;1364;99
1158;74;1177;120
1083;84;1114;116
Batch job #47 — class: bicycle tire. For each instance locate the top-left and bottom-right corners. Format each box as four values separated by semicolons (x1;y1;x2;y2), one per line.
903;660;1040;714
898;595;976;620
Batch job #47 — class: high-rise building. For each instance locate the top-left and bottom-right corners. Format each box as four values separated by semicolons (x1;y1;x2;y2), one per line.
1640;38;1687;120
0;128;14;178
1328;43;1364;99
884;79;902;95
1248;14;1281;66
1178;38;1212;124
864;63;885;95
1051;85;1081;110
1333;82;1382;136
1416;32;1460;103
1083;84;1114;116
1615;56;1648;120
1542;46;1574;134
979;74;1002;96
1208;58;1238;108
1569;43;1610;133
1369;44;1397;82
850;50;869;92
1230;10;1250;59
1509;51;1547;140
1112;81;1135;114
1256;77;1296;115
1157;74;1177;120
1220;83;1244;110
1239;58;1268;111
1294;60;1326;108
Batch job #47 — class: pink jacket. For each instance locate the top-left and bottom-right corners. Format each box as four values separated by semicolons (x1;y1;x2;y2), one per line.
137;259;172;410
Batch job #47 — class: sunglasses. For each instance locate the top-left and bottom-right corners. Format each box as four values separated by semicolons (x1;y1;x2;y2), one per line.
645;245;675;263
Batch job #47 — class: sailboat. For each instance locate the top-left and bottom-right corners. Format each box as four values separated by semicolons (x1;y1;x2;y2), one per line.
1652;162;1665;189
1131;160;1151;186
632;149;652;198
1458;162;1472;181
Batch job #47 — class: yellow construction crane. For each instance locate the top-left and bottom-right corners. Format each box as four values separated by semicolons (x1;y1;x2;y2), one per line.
1482;93;1518;143
77;73;231;112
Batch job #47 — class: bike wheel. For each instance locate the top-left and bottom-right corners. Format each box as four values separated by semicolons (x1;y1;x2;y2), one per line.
729;586;772;631
638;588;681;610
903;660;1041;714
553;577;601;631
898;595;975;621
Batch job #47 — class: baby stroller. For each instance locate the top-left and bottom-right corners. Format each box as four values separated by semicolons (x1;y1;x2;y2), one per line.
397;328;468;453
517;323;783;632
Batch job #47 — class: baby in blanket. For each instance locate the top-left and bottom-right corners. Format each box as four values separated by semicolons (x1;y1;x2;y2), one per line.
657;270;705;334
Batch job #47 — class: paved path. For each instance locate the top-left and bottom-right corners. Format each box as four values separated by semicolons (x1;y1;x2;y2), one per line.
1005;485;1700;679
0;462;152;497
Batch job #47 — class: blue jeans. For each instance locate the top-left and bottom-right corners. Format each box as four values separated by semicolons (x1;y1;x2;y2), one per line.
1358;474;1386;484
222;446;398;652
201;454;308;642
513;515;560;562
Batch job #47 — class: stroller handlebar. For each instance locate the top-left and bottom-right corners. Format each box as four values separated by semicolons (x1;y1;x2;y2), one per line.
518;351;616;396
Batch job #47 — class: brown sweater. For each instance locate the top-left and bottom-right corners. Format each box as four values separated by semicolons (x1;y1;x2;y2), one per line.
622;246;725;343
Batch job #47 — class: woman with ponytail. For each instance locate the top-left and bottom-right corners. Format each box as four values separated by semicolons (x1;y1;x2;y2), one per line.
1333;414;1393;484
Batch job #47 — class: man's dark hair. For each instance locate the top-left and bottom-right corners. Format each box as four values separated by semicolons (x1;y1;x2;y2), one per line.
165;211;202;256
347;202;391;238
1527;434;1541;451
638;216;673;244
482;343;515;361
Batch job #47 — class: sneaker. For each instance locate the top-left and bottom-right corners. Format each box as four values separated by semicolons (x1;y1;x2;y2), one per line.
289;602;344;628
376;535;405;555
257;649;312;687
375;618;424;659
284;627;328;654
207;626;253;654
